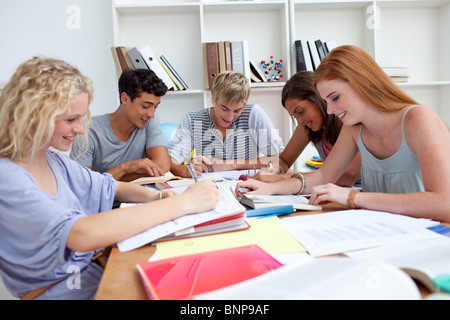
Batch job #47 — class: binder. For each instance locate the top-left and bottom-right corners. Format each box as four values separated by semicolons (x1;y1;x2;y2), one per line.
230;40;244;74
224;40;232;71
139;46;176;90
160;55;189;90
206;42;220;90
315;39;327;61
126;47;149;70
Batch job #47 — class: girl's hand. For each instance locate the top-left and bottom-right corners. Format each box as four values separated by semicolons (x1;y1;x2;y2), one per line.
180;180;220;214
309;183;351;207
235;178;273;197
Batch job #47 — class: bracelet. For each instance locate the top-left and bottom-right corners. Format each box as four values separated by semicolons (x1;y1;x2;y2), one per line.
290;172;306;195
347;189;360;209
159;191;163;200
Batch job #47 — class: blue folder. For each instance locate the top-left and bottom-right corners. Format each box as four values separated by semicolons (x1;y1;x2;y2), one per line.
245;204;295;218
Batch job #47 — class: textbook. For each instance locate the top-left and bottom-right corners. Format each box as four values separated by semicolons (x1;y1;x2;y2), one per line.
136;245;283;300
346;237;450;293
195;257;421;300
154;210;249;242
239;194;322;211
130;172;183;185
117;187;246;252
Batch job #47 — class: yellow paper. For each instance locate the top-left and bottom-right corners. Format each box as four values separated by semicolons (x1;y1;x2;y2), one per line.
156;216;306;260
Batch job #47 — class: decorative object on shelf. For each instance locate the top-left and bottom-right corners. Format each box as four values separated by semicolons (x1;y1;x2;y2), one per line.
260;56;284;82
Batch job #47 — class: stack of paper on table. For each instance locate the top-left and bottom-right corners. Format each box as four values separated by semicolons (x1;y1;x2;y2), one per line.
195;257;421;300
280;209;442;257
117;187;246;252
137;245;283;300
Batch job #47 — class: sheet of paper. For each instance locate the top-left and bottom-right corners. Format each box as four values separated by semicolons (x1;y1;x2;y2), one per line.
281;209;442;257
116;187;245;252
156;216;306;260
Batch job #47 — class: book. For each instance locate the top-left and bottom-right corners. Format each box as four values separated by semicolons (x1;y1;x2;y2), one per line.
346;237;450;293
130;172;183;185
242;40;251;83
139;46;176;91
155;210;249;242
249;58;268;82
111;46;135;76
160;55;189;89
136;244;283;300
231;40;245;74
382;67;410;83
239;194;322;211
314;39;327;61
224;40;232;71
111;46;125;76
154;174;224;190
126;47;149;70
117;185;246;252
294;40;307;72
154;53;183;90
218;41;227;73
195;257;421;300
307;40;321;71
245;204;295;218
205;42;219;90
202;43;209;90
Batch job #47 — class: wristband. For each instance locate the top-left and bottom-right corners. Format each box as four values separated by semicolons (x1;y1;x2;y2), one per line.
347;189;360;209
290;172;306;195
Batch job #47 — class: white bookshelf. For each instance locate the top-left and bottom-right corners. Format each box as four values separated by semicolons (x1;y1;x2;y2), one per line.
112;0;450;170
112;0;292;143
290;0;450;124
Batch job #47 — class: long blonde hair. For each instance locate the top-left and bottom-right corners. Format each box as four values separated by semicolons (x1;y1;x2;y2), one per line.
313;45;418;112
0;56;93;160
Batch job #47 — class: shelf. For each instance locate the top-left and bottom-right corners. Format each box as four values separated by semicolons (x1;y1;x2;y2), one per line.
112;0;450;131
397;81;450;87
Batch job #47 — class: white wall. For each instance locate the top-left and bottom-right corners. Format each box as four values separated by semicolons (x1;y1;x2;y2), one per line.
0;0;117;116
0;0;116;300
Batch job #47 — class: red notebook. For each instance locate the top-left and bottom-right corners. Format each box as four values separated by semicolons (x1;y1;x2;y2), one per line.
136;245;283;300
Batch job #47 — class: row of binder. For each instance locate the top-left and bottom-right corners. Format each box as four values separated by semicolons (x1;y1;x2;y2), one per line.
111;46;189;91
294;39;337;72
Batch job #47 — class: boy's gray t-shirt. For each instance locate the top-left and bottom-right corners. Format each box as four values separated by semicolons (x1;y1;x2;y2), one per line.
70;113;166;174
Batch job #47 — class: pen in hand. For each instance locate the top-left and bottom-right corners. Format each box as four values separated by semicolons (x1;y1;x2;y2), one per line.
187;163;198;183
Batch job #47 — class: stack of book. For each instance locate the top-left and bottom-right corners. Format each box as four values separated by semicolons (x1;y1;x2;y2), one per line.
203;40;284;89
294;39;337;72
382;67;411;83
111;46;189;91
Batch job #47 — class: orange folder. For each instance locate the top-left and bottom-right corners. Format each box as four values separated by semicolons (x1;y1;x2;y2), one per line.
136;245;283;300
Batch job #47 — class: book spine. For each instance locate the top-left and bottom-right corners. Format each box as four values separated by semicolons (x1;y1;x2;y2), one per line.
160;55;189;89
294;40;306;72
231;41;244;74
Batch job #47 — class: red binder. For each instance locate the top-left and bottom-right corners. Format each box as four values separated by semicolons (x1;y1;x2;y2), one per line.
136;245;283;300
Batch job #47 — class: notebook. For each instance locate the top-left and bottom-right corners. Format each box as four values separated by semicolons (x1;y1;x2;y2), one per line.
136;245;283;300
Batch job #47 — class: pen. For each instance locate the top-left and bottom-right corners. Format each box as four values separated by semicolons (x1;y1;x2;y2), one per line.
183;148;196;166
186;163;198;183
